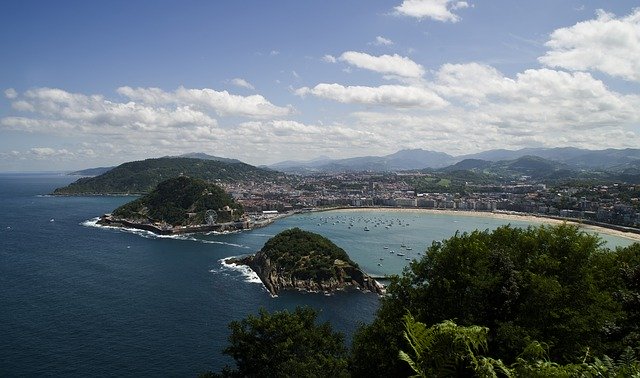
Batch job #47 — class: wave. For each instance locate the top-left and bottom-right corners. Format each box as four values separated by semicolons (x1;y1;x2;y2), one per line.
218;256;263;284
80;218;249;248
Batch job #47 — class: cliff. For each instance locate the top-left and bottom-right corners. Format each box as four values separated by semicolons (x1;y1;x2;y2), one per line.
229;228;384;296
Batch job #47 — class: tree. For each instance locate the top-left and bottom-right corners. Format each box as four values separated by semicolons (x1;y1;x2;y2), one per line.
214;307;348;378
351;224;636;376
398;317;640;378
399;314;510;377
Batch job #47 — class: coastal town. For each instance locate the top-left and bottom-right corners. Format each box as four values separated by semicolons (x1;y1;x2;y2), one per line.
221;171;640;234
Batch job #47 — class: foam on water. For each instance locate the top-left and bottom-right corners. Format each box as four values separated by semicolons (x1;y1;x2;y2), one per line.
81;218;249;248
218;257;262;284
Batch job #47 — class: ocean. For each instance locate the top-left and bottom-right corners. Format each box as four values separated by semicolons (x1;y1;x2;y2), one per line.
0;173;636;376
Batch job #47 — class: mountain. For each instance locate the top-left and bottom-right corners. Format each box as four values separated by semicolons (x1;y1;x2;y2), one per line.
270;149;455;173
109;176;242;226
175;152;243;164
53;157;283;195
441;159;493;172
437;156;575;181
271;147;640;174
67;166;114;176
460;148;640;170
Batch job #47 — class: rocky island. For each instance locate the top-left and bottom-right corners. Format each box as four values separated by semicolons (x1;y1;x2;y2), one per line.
229;228;384;296
98;176;251;234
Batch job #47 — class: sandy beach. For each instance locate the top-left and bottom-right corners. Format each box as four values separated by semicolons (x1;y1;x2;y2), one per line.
324;207;640;244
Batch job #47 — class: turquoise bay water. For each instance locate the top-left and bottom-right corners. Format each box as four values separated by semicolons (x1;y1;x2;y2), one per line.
1;173;636;376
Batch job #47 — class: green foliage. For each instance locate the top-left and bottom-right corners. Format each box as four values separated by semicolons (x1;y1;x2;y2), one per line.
399;317;640;378
218;307;349;378
399;314;511;377
54;157;282;194
261;228;355;281
112;176;242;226
350;224;639;376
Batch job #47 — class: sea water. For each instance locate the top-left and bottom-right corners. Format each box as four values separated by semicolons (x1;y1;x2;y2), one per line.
0;173;636;376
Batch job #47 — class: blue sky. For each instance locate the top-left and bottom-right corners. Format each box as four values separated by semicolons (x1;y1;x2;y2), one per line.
1;0;639;170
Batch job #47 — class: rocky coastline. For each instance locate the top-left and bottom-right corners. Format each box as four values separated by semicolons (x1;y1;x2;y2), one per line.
228;250;385;296
96;214;262;235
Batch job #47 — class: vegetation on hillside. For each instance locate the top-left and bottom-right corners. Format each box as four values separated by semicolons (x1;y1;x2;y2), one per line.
260;228;356;281
200;307;348;378
111;176;242;225
54;157;283;194
349;224;640;376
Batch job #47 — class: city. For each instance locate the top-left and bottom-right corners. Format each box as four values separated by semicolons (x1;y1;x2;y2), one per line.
222;171;640;232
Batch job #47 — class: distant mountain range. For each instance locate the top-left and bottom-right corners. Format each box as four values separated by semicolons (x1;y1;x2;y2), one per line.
269;147;640;174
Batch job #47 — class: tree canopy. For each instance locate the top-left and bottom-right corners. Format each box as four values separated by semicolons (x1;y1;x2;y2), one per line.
207;307;349;378
350;224;640;376
260;228;355;281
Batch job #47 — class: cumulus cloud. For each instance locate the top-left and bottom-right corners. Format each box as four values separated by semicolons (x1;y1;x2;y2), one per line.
296;83;447;108
230;78;255;90
431;63;640;129
29;147;73;159
394;0;470;23
4;88;18;99
117;86;291;118
539;8;640;82
339;51;425;78
373;36;394;45
322;54;337;63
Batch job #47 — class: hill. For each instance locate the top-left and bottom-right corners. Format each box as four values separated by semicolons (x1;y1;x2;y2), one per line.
67;166;114;176
53;157;282;194
230;228;383;295
109;176;242;226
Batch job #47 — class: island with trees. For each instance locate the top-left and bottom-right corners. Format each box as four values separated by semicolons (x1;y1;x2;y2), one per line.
98;176;248;234
228;228;384;296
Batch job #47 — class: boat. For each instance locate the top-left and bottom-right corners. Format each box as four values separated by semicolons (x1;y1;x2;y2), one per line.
383;246;389;249
397;253;406;257
406;247;412;250
364;227;370;231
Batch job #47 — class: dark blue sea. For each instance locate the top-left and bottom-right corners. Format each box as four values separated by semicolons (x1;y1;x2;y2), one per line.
1;173;636;376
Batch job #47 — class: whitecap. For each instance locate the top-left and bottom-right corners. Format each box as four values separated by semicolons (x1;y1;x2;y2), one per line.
80;218;249;248
219;257;263;284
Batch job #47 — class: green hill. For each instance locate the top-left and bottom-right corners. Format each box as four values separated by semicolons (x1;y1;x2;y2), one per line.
53;157;282;194
260;228;354;280
111;176;242;226
233;228;383;295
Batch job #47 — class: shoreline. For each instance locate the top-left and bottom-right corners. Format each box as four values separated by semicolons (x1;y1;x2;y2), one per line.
314;206;640;243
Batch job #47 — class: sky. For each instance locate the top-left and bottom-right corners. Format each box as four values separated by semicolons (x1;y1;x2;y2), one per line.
1;0;639;171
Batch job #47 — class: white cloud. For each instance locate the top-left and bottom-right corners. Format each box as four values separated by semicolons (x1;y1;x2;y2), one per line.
394;0;469;23
117;86;291;118
230;78;255;90
296;83;447;108
270;50;280;56
373;36;394;46
322;54;337;63
4;88;18;99
339;51;425;78
29;147;73;159
539;8;640;82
